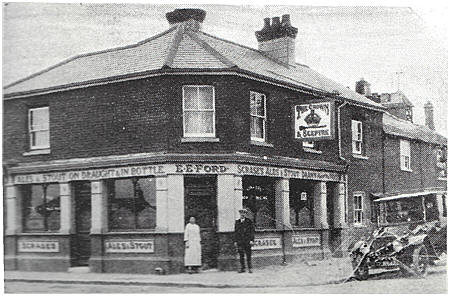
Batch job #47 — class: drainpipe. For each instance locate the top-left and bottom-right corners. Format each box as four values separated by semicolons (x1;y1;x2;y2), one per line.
337;101;349;162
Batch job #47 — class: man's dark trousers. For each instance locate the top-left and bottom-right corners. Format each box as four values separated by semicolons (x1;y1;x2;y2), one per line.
237;242;252;270
234;217;255;271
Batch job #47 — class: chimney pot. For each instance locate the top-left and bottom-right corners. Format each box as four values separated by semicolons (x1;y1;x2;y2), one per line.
272;17;281;28
263;18;271;29
281;14;291;26
166;8;206;29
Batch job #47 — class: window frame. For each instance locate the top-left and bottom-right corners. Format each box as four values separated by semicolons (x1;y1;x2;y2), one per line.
400;139;411;171
353;192;365;225
351;120;363;155
182;85;216;138
249;91;267;142
28;106;50;150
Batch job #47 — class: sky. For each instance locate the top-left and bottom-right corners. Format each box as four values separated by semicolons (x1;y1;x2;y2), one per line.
2;3;448;135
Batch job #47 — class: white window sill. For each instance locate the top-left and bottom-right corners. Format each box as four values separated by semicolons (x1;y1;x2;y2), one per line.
23;148;51;156
438;177;447;181
181;137;220;143
353;223;366;228
250;140;274;147
352;154;369;160
401;168;413;172
303;148;322;154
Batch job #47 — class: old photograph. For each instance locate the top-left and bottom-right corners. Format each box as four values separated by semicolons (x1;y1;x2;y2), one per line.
2;2;447;293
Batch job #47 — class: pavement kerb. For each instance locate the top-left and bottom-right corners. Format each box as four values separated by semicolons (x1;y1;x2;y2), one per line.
4;276;347;289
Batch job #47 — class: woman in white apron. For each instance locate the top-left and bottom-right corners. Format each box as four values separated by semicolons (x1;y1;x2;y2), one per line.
184;216;201;273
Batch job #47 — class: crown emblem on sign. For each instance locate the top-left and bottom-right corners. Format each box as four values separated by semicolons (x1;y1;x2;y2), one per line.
304;109;321;127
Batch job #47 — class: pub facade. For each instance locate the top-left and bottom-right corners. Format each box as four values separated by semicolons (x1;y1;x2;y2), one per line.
3;8;385;273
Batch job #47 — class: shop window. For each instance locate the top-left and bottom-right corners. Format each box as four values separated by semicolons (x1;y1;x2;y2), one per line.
22;183;60;232
107;177;156;230
400;139;411;171
250;91;267;141
351;120;363;155
28;106;50;149
242;176;275;229
289;180;315;228
183;85;215;137
353;192;364;225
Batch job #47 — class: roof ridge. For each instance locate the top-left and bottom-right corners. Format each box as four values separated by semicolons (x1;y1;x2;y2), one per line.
198;30;294;68
163;25;184;68
4;26;178;90
187;31;236;68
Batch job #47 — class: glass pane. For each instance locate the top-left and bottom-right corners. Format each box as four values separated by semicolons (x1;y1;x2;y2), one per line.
183;86;198;109
251;116;264;139
242;176;275;229
23;185;45;231
198;86;213;109
30;108;49;130
250;93;265;116
115;179;134;199
46;184;60;231
136;178;156;229
184;111;214;134
109;179;136;229
33;131;50;147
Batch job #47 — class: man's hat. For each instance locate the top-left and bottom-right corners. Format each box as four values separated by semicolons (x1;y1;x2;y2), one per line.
238;208;248;214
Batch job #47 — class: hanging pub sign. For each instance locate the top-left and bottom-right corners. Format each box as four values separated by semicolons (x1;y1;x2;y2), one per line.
293;101;335;141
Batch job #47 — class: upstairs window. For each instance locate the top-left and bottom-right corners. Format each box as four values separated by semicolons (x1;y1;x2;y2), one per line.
400;139;411;171
351;120;363;155
28;107;50;149
183;86;215;137
250;91;267;141
437;147;447;179
353;192;364;225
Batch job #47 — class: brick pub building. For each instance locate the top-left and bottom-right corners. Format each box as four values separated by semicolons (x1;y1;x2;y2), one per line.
3;8;433;274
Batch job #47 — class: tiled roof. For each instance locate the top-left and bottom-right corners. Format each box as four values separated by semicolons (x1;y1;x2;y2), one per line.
4;22;383;109
383;112;447;145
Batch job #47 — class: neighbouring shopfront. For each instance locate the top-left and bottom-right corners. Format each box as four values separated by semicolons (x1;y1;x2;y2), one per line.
5;160;348;274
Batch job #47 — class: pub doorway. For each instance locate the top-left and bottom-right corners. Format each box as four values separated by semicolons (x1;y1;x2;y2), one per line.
184;175;218;269
71;181;91;266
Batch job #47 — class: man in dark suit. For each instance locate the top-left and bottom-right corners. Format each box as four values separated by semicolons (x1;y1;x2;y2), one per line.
234;209;255;273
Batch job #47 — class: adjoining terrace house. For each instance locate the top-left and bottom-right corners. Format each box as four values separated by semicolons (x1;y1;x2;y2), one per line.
355;79;447;233
3;8;385;274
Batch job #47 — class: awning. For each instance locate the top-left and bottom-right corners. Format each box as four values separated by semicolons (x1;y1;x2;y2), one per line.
373;189;446;202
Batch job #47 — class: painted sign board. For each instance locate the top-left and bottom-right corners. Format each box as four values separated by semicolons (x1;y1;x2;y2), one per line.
292;234;321;248
14;163;343;184
104;239;155;253
252;237;282;250
293;101;335;141
18;240;60;253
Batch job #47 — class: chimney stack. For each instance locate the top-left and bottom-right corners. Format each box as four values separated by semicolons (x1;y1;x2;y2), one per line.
166;8;206;31
424;101;435;130
355;78;372;97
255;14;298;65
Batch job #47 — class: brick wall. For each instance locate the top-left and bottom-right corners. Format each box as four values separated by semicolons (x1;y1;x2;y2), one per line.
3;75;349;165
383;135;447;194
